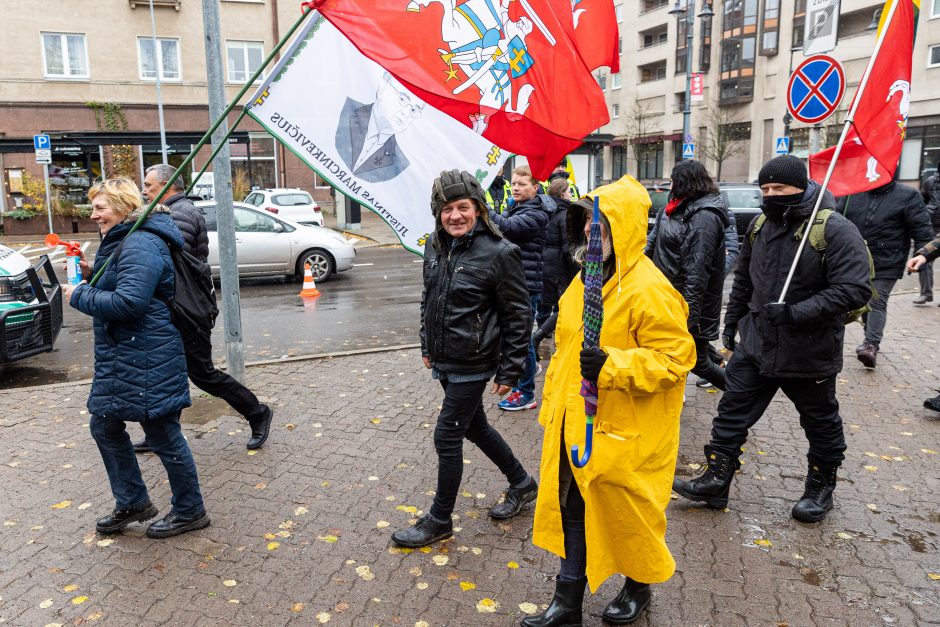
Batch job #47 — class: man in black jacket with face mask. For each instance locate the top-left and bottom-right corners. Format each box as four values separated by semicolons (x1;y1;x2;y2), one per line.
673;155;871;523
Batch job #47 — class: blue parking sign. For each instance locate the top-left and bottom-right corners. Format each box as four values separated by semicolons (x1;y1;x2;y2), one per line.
33;134;51;150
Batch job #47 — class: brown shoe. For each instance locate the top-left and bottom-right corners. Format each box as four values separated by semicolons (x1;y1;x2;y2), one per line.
856;342;877;368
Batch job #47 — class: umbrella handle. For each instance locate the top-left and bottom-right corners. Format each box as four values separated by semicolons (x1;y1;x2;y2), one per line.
570;416;595;468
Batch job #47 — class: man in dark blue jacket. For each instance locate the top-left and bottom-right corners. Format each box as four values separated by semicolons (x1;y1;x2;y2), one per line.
488;165;553;411
140;165;273;451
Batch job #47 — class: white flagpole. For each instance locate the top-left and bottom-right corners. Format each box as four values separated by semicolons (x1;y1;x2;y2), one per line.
777;0;901;303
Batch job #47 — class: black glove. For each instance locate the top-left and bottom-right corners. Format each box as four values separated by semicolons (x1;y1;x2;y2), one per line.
721;325;736;352
764;302;792;327
580;347;608;380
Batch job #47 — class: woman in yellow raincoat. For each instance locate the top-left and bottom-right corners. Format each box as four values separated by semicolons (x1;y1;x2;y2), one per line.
524;175;696;627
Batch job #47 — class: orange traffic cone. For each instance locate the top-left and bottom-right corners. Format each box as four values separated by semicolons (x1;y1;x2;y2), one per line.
299;262;321;298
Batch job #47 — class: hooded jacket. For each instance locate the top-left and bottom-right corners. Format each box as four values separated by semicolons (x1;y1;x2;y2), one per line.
532;175;696;592
488;193;553;295
648;193;729;339
164;192;210;262
835;181;933;280
70;206;190;421
420;211;531;385
725;181;871;378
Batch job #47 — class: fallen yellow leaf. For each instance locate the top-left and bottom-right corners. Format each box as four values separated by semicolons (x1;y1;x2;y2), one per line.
291;602;304;613
370;418;381;424
432;555;449;566
318;534;338;543
927;573;940;580
264;533;277;540
355;565;375;581
507;561;520;569
86;610;104;620
409;567;423;576
39;599;53;609
922;449;937;455
247;450;258;456
864;465;878;472
376;520;390;528
316;611;331;623
836;532;854;540
267;542;280;550
63;584;79;592
459;581;476;591
285;423;296;430
295;506;309;516
754;539;772;547
476;598;499;613
96;539;115;548
223;579;237;587
396;505;418;513
416;582;429;590
866;503;879;512
51;500;71;510
419;546;433;554
519;602;538;614
71;596;88;605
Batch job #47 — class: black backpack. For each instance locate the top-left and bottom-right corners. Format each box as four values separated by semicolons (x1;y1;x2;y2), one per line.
111;238;218;334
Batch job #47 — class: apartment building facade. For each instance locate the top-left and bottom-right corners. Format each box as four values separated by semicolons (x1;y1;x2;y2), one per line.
598;0;940;187
0;0;333;216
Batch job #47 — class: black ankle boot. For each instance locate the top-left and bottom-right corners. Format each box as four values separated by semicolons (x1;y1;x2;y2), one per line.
602;578;651;625
521;577;585;627
96;501;158;534
390;515;453;548
791;459;838;522
490;478;538;519
672;445;739;509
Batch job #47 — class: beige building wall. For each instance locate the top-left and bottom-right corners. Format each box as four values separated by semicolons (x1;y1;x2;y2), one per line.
602;0;940;186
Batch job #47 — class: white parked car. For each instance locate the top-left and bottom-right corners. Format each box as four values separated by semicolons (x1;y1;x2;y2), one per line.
243;188;323;226
196;201;355;282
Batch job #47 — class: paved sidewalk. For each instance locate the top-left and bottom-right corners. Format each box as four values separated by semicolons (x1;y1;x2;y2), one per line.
0;298;938;626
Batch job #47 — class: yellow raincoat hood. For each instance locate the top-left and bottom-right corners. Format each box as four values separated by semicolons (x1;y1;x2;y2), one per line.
532;175;696;592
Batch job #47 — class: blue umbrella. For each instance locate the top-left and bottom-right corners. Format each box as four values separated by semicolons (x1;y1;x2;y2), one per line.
571;196;603;468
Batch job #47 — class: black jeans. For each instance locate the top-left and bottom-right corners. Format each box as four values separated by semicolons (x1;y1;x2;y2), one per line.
691;336;726;390
184;328;265;422
558;464;587;582
429;379;528;521
709;351;846;464
861;278;896;348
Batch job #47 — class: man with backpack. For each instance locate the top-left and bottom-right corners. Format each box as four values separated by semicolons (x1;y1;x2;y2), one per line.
672;155;871;523
836;179;933;368
138;165;273;452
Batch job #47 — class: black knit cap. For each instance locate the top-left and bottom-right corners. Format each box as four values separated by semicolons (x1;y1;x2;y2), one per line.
757;155;808;190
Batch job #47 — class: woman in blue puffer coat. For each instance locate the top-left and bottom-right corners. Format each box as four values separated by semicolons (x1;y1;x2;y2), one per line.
63;178;209;539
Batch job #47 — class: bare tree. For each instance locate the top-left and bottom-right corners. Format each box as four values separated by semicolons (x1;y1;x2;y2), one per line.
622;98;663;180
699;103;747;182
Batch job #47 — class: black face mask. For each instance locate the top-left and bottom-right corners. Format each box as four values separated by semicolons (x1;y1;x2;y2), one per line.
762;191;804;221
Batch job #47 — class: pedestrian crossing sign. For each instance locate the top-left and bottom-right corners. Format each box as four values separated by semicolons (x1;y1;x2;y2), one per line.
775;137;790;155
682;143;695;160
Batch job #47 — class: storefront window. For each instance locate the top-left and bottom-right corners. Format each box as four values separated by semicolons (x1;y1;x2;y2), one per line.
636;142;664;179
49;146;102;212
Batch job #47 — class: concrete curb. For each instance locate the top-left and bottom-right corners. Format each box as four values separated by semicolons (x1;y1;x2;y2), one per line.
0;342;422;395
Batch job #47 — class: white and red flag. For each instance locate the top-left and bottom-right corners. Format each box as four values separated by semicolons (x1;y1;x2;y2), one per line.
809;0;919;196
309;0;619;179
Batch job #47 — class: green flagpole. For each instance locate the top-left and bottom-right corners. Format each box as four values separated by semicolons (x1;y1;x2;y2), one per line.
90;6;314;285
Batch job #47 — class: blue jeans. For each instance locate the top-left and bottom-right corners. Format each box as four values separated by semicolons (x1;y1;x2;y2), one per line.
90;412;205;517
517;294;541;400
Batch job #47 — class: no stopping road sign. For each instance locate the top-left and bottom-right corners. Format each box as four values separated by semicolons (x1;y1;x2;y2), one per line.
787;55;845;125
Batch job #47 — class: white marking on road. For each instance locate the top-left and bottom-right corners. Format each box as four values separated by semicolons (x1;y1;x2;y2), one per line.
412;260;423;263
17;245;33;255
352;263;374;267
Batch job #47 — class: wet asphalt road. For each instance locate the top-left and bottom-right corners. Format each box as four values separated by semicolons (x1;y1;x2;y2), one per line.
0;246;424;390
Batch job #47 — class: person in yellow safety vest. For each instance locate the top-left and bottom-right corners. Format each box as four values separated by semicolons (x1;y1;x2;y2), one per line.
485;174;513;213
548;158;580;199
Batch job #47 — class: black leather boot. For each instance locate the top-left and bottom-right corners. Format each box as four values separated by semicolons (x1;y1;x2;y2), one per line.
923;393;940;412
791;459;838;523
672;445;739;509
390;515;453;548
146;509;211;538
96;501;158;534
602;578;651;625
246;405;273;450
490;478;538;519
520;577;585;627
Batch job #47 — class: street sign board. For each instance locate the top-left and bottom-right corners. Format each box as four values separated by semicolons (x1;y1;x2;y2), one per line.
803;0;841;55
775;137;791;155
690;73;704;102
682;143;695;160
33;134;50;150
35;149;52;165
786;55;845;124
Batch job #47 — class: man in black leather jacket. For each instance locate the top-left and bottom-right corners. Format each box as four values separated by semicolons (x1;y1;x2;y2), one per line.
673;155;871;524
391;170;537;549
138;164;273;452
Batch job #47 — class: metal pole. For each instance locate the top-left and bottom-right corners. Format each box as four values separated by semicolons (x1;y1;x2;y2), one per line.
777;0;901;303
202;0;245;381
149;0;169;165
809;122;822;154
682;3;693;147
185;107;249;196
43;163;53;233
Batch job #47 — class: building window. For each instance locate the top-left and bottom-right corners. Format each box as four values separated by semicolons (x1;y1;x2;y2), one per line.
932;0;940;18
611;72;622;89
929;45;940;68
642;0;669;12
612;103;620;118
675;91;687;113
792;0;807;50
699;15;712;72
41;32;88;79
636;142;664;179
226;40;264;83
640;61;667;82
719;77;754;103
640;26;669;49
719;0;756;105
597;70;607;90
138;37;181;81
676;11;691;74
230;133;278;189
612;145;628;179
760;0;780;56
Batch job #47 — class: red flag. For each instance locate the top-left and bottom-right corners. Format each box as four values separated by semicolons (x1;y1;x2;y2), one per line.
312;0;618;179
566;0;620;73
809;0;916;196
